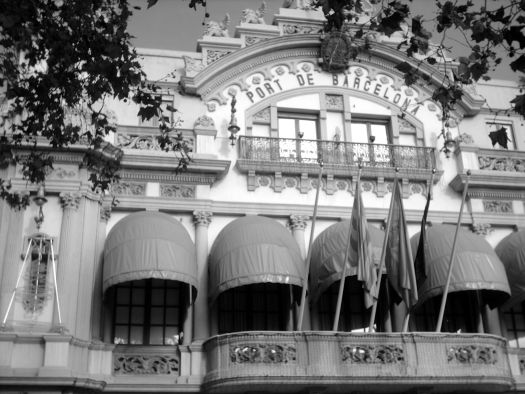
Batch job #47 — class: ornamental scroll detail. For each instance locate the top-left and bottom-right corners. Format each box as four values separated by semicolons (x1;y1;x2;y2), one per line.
116;134;194;152
114;354;180;375
230;344;297;364
478;156;525;172
447;346;497;364
341;345;405;364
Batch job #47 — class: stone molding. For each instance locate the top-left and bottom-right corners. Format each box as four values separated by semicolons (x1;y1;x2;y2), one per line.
193;211;213;227
59;192;82;210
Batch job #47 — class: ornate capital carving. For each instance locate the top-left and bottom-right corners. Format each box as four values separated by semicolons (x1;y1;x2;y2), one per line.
100;206;112;222
59;192;81;210
193;211;213;227
289;215;309;231
471;222;493;236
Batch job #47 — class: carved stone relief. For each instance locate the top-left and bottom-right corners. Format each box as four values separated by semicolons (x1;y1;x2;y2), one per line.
447;346;497;364
112;182;146;196
341;345;405;364
116;134;194;152
483;200;513;213
160;184;195;199
206;49;231;64
114;354;180;375
282;24;320;35
245;36;266;46
194;115;216;128
230;344;297;364
253;108;271;123
478;156;525;172
289;214;309;231
183;55;204;77
471;222;493;236
325;95;344;111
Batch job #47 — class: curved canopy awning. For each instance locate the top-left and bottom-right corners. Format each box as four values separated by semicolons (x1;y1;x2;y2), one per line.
309;221;384;302
410;224;510;308
495;230;525;309
103;211;198;295
208;215;305;303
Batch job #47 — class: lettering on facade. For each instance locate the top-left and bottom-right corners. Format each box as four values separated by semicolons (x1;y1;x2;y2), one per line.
243;68;421;116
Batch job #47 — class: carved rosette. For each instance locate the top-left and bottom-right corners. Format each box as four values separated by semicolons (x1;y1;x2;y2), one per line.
289;215;309;231
114;354;180;375
341;345;405;364
230;344;297;364
193;211;213;227
447;346;497;364
59;192;81;210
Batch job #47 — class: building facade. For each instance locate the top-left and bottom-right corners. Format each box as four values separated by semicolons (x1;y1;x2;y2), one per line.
1;4;525;394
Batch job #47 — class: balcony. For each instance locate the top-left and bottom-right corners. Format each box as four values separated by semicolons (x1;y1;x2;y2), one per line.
203;331;513;394
237;136;440;195
450;145;525;201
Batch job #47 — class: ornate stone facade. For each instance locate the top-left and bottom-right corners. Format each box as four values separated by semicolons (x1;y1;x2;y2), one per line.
193;211;213;227
160;184;195;199
112;182;146;196
483;200;513;213
59;192;81;210
447;346;497;364
114;353;180;375
289;215;309;231
341;345;405;364
230;344;297;364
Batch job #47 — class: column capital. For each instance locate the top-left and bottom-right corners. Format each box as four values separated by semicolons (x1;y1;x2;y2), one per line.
100;206;112;223
193;211;212;227
289;214;309;231
59;192;81;210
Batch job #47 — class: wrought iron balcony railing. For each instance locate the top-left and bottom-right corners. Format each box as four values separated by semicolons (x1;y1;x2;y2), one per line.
238;136;436;170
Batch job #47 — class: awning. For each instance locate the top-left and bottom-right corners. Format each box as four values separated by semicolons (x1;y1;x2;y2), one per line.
208;215;305;303
410;224;510;308
309;221;384;302
103;211;197;295
495;230;525;309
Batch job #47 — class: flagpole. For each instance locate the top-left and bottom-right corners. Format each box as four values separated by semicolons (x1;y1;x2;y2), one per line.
333;163;362;331
403;168;436;332
435;170;471;332
297;160;323;330
368;168;399;332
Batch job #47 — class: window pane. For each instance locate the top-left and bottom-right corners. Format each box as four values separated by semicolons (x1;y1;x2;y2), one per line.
165;326;180;345
370;124;388;144
130;326;143;345
130;307;144;324
278;118;296;139
399;133;417;146
166;288;179;305
299;119;317;139
132;288;145;305
149;327;164;345
114;325;128;344
115;307;129;324
351;123;368;143
151;278;164;288
166;307;180;325
151;289;164;305
116;288;130;304
151;307;164;324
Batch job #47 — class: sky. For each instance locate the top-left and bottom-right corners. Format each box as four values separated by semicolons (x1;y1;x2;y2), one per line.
127;0;516;81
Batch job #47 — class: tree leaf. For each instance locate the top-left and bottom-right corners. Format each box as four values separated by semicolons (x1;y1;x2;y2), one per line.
147;0;158;9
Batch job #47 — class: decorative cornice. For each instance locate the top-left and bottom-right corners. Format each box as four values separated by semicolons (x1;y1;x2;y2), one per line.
59;192;82;210
449;172;525;200
193;210;213;227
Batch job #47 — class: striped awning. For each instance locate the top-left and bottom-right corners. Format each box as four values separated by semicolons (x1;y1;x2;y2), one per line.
495;230;525;309
410;224;510;308
309;221;384;302
103;211;197;295
208;215;305;303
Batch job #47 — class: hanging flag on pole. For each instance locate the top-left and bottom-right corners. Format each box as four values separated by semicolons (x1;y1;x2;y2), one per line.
385;179;418;309
414;170;435;288
348;173;376;308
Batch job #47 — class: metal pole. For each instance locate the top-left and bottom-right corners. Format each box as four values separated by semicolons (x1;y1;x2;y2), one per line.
368;168;399;332
50;239;62;326
2;240;33;326
333;164;362;331
297;161;323;330
435;171;471;332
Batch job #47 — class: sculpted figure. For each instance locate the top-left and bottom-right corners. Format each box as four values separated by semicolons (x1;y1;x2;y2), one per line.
241;2;266;24
203;14;230;37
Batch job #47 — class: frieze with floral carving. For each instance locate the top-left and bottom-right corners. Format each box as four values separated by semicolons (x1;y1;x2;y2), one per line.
478;156;525;172
160;184;195;199
112;182;146;196
341;345;405;364
483;200;513;213
114;354;180;375
447;346;497;364
230;344;297;364
116;134;194;152
206;49;232;64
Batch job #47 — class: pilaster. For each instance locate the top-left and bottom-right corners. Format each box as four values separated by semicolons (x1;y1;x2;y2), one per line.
193;211;212;340
54;192;83;334
0;207;25;325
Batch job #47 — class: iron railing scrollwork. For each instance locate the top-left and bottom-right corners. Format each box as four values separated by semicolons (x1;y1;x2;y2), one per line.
239;136;435;169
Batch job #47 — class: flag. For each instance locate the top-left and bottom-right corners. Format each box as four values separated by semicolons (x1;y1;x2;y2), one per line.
385;179;418;308
349;176;377;308
414;181;431;288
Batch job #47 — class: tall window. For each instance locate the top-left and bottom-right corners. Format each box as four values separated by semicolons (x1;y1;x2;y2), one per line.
278;112;319;162
139;96;174;127
218;284;290;333
113;279;186;345
413;292;478;333
350;118;391;165
486;122;516;150
503;302;525;348
23;235;53;313
317;276;388;332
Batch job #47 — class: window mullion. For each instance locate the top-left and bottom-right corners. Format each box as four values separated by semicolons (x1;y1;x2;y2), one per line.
144;279;152;345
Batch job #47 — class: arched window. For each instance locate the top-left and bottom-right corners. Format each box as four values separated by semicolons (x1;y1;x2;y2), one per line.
111;279;187;345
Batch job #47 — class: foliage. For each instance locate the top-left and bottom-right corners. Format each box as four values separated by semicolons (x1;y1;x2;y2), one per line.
0;0;189;209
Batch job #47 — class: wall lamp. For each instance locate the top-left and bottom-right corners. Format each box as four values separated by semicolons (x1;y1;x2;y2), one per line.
228;95;240;146
441;129;457;158
33;184;47;231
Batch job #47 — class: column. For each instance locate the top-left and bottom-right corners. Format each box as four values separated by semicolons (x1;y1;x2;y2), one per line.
289;215;311;330
193;211;212;340
54;192;83;333
0;207;25;325
91;204;111;341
